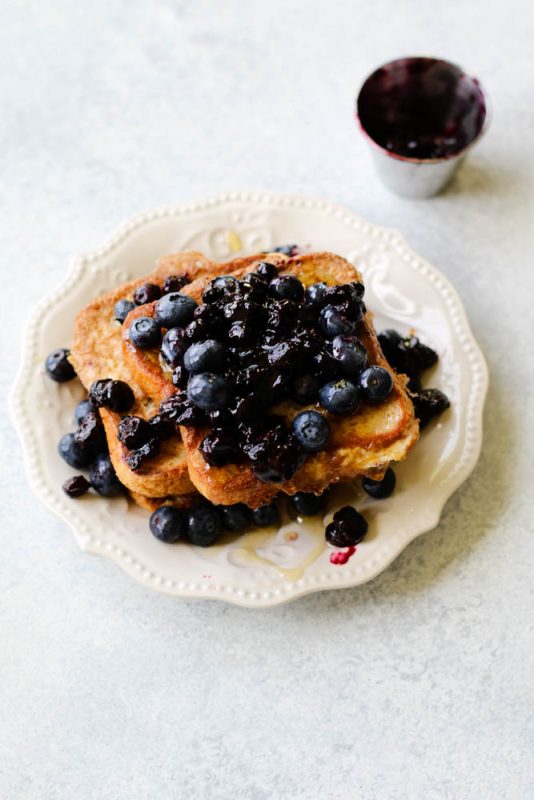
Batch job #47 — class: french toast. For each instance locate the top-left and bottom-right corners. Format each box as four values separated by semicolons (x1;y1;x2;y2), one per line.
122;252;419;508
69;250;287;500
69;251;220;498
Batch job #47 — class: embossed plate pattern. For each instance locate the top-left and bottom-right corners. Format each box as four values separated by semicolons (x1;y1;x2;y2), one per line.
10;192;488;606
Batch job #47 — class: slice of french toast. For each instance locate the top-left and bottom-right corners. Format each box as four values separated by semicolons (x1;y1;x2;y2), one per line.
122;252;419;508
69;251;231;497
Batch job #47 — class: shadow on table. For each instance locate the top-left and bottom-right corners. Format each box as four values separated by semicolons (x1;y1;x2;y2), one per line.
286;363;517;617
442;158;520;199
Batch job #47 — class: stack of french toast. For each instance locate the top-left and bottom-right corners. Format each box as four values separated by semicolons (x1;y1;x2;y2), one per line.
60;248;447;546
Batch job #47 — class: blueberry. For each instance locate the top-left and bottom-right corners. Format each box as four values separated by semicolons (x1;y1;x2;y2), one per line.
154;292;197;328
220;503;252;532
126;438;159;470
290;373;319;405
172;365;188;389
45;348;76;382
89;379;135;412
313;351;341;382
159;394;208;426
269;275;305;302
114;299;135;324
377;329;402;363
272;244;298;256
186;505;222;547
161;327;187;367
162;275;189;294
358;366;393;403
184;339;225;374
199;429;240;466
319;379;360;416
330;335;368;376
292;411;330;452
117;415;151;449
89;453;121;496
251;502;280;527
149;506;186;543
212;275;239;291
412;388;450;429
133;283;161;305
187;372;231;411
305;282;328;308
74;398;95;425
290;491;326;516
325;506;368;546
147;414;175;441
362;467;396;499
129;316;162;349
62;475;91;498
58;432;92;468
252;435;307;483
319;305;355;339
256;261;278;281
74;410;106;456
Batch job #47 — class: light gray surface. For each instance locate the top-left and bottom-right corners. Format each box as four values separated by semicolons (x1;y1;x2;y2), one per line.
2;1;533;798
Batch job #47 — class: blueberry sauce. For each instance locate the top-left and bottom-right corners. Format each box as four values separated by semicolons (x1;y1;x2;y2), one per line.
330;546;357;565
357;57;486;160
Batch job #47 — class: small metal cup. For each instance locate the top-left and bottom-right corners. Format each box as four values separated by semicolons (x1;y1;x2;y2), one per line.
356;56;489;198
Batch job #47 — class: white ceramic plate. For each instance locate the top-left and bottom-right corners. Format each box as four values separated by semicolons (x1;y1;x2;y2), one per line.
10;192;488;607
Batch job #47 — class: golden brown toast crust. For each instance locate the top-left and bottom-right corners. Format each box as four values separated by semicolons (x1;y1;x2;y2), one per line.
122;252;419;508
69;251;230;497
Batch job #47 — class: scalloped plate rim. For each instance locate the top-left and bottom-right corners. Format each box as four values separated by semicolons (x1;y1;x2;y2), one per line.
9;191;489;607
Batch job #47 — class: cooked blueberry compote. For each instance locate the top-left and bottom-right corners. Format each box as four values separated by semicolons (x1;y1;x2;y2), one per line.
377;327;449;428
128;262;401;485
357;57;487;160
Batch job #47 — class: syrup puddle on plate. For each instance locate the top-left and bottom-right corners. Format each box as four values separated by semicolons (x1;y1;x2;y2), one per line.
228;517;327;582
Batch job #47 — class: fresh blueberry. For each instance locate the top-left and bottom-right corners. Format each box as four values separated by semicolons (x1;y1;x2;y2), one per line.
220;503;253;532
325;505;368;546
212;275;239;291
269;275;305;302
272;244;298;256
362;467;396;499
149;506;186;543
184;339;225;374
45;348;76;382
292;410;330;452
330;335;368;376
161;327;187;367
251;502;280;527
62;475;91;498
319;379;360;416
358;366;393;402
129;316;162;349
255;261;278;281
58;433;92;468
113;299;135;324
187;372;231;411
154;292;197;328
186;505;222;547
89;379;135;412
74;398;95;425
89;454;122;496
133;282;161;305
290;491;326;516
305;282;328;308
319;305;355;339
